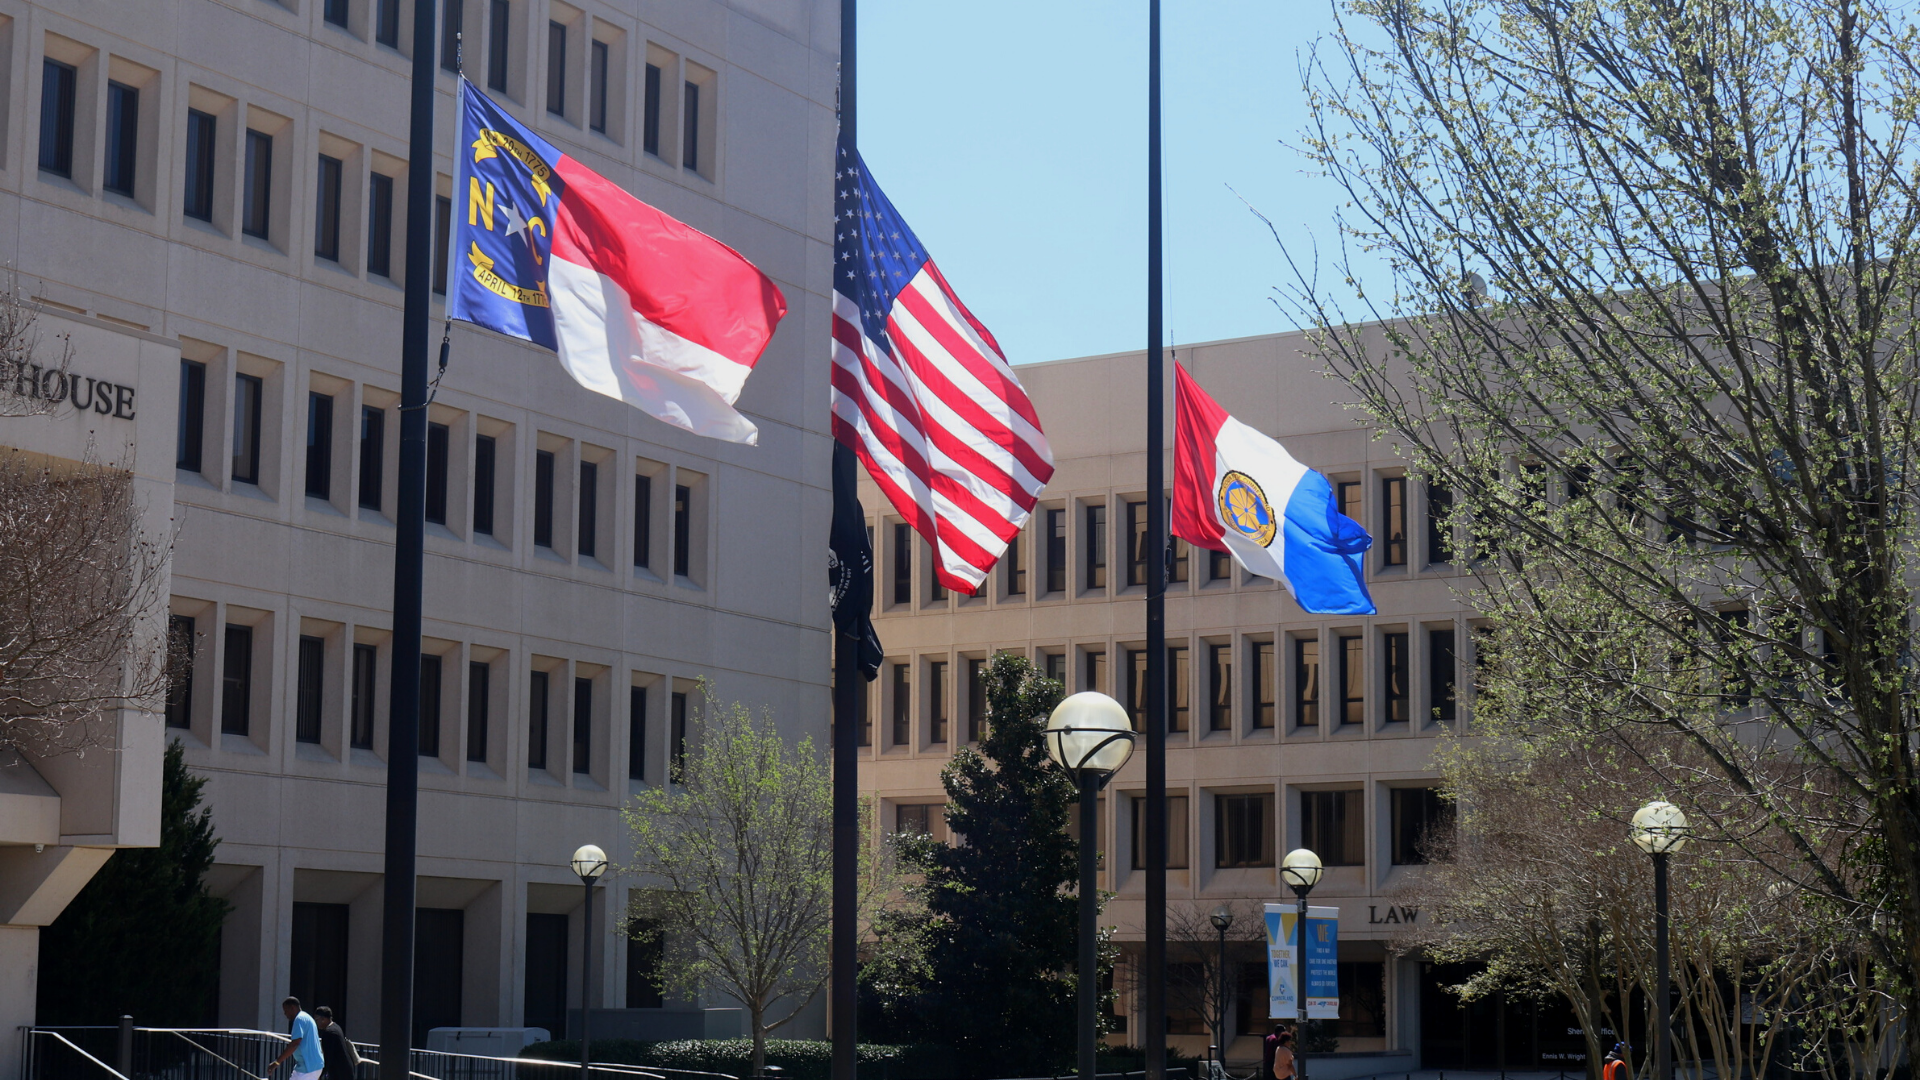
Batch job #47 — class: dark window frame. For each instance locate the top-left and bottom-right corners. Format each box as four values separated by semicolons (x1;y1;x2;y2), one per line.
242;129;273;240
221;624;253;736
177;360;207;471
231;372;263;486
487;0;511;92
315;154;343;261
1380;475;1407;567
326;0;351;29
1085;503;1106;590
377;0;401;47
578;459;598;558
367;172;395;277
424;422;450;526
589;39;609;133
673;484;692;577
965;658;985;742
432;194;452;294
419;654;443;757
927;660;948;744
467;661;490;763
546;20;567;116
1130;794;1190;870
39;59;76;177
1426;482;1453;565
642;63;662;156
528;669;550;770
533;449;555;547
441;0;465;72
1294;637;1320;727
891;522;912;605
473;434;497;536
1004;528;1025;595
632;473;652;568
681;79;700;172
305;392;334;500
1045;508;1066;592
351;643;377;749
628;684;646;781
1429;628;1457;722
1252;640;1276;729
166;615;196;729
1208;643;1232;731
104;80;139;197
1390;786;1451;866
669;690;688;779
184;109;217;222
890;663;910;746
1301;788;1365;866
1339;635;1364;725
1214;791;1275;869
1383;631;1410;724
573;675;592;774
359;405;385;511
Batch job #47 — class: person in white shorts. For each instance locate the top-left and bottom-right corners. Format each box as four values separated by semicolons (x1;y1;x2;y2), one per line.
271;996;326;1080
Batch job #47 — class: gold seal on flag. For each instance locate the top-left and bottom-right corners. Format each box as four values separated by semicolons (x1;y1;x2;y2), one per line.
1217;470;1277;548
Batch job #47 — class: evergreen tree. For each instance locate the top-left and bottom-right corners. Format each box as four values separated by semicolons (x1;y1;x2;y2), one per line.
867;653;1092;1076
38;738;229;1025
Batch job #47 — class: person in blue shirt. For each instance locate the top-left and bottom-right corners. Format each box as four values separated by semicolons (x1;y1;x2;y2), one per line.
271;997;327;1080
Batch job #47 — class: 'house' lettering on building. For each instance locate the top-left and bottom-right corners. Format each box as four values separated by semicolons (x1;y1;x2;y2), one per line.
4;360;136;419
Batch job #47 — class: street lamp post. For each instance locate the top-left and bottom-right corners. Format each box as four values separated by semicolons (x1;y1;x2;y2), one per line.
1045;692;1138;1080
1209;905;1234;1075
570;844;609;1080
1279;848;1324;1080
1630;802;1689;1080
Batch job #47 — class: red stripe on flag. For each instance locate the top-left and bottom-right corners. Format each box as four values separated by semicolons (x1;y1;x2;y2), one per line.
1173;363;1230;552
891;286;1054;482
904;269;1048;436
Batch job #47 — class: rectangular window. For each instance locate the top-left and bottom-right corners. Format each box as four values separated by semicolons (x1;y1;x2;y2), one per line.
242;131;272;239
467;661;489;763
420;654;442;757
231;373;262;485
1208;644;1232;731
642;63;662;156
628;685;646;780
1429;628;1457;722
367;172;394;277
1004;529;1025;595
1085;504;1106;590
487;0;510;91
1045;508;1066;592
673;485;692;577
927;661;948;744
1301;788;1365;865
966;658;985;742
1339;635;1364;725
527;670;549;770
546;21;566;116
469;434;496;536
104;81;139;196
377;0;401;47
625;922;664;1009
39;60;76;177
532;449;555;547
314;154;343;261
1294;638;1320;727
1130;794;1190;870
305;392;334;499
590;40;609;133
1380;476;1407;567
577;461;597;558
1215;792;1275;868
890;663;910;745
432;194;451;294
927;541;947;603
1127;500;1148;586
1126;649;1145;731
166;615;196;729
573;676;592;774
441;0;464;72
296;636;325;743
682;80;700;172
325;0;350;27
184;109;217;221
1383;632;1409;723
669;690;688;779
1084;650;1106;696
359;405;385;510
177;360;207;471
1170;536;1189;584
1337;480;1362;526
350;643;376;749
425;422;449;525
1209;549;1232;583
1391;787;1451;865
632;473;652;568
1252;641;1275;729
221;624;253;735
1168;645;1189;733
893;803;949;843
1426;482;1453;564
892;523;911;604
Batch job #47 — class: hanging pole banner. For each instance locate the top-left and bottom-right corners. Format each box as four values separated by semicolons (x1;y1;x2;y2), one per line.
1264;904;1340;1020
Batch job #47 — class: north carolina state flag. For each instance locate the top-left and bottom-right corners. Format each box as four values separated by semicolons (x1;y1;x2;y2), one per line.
448;78;787;444
1172;364;1375;614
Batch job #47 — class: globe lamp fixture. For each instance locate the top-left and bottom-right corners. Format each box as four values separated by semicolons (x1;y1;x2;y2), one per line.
1630;801;1690;855
1045;692;1136;778
1281;847;1324;895
570;843;609;883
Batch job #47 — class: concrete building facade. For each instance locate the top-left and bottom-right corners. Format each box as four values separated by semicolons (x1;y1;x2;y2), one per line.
0;0;841;1063
856;331;1499;1070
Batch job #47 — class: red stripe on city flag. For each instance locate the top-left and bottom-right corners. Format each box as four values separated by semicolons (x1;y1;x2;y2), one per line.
888;290;1054;485
896;278;1047;438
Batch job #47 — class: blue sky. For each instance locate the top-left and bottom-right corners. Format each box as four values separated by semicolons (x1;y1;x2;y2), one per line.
854;1;1386;365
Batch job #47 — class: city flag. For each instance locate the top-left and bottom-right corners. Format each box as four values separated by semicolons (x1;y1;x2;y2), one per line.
829;136;1054;591
448;78;787;444
1173;364;1375;614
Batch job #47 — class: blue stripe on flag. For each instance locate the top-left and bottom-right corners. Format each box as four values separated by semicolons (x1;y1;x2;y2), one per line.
1281;470;1377;615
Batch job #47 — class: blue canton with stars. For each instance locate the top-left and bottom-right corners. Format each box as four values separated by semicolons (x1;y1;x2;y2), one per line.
835;135;933;351
449;77;566;351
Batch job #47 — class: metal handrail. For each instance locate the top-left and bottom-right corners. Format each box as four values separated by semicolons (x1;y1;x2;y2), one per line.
29;1029;133;1080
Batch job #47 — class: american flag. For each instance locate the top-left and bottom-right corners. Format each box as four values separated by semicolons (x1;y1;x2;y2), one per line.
830;137;1054;592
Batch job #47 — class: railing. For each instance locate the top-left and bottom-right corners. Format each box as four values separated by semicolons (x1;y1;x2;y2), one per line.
22;1030;699;1080
22;1029;133;1080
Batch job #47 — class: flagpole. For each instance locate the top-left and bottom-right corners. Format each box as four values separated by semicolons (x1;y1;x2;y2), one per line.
831;6;862;1080
379;0;437;1073
1143;1;1169;1078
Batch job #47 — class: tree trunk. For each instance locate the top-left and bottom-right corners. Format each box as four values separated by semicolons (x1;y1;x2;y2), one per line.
750;1008;767;1078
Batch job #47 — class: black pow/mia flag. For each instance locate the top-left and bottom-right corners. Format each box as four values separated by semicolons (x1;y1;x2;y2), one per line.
829;445;884;680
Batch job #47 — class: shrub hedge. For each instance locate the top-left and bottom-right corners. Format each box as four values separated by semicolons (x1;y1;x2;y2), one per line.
523;1038;1197;1080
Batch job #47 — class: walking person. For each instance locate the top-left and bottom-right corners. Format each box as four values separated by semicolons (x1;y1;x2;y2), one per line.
1263;1026;1296;1080
313;1007;361;1080
270;997;326;1080
1603;1043;1632;1080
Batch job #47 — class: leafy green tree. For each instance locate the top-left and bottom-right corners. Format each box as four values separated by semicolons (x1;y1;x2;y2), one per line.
624;692;890;1077
1287;0;1920;1066
865;653;1099;1077
38;738;229;1025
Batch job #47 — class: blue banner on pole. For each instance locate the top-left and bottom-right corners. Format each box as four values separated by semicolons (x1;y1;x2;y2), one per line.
1304;911;1339;1019
1264;904;1339;1020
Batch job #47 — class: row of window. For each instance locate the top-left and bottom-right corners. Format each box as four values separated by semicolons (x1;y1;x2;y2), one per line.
877;480;1456;610
166;610;693;786
855;630;1463;751
890;786;1451;871
34;22;713;266
178;357;705;579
